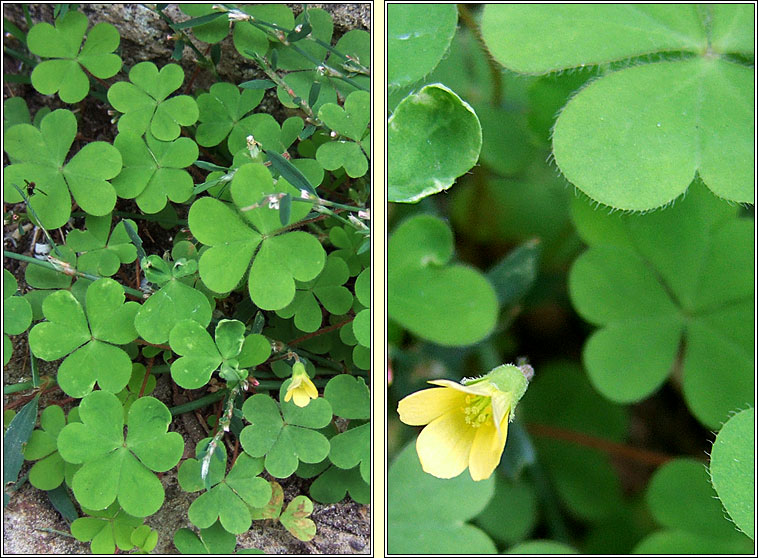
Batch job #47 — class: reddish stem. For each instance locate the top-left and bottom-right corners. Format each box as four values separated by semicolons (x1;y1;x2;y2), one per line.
138;357;154;398
288;317;354;347
527;422;684;467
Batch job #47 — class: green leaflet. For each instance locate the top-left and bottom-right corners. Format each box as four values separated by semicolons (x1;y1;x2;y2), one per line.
638;458;753;553
568;182;753;428
240;386;333;479
388;84;482;203
28;11;121;103
388;442;496;554
709;408;755;540
388;214;498;346
387;4;458;89
111;132;198;213
57;392;183;517
28;278;139;398
4;109;122;229
178;440;271;534
189;162;326;311
481;4;754;210
107;61;199;141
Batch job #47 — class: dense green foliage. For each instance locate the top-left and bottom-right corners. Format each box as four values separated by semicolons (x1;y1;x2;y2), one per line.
3;5;370;553
388;4;753;555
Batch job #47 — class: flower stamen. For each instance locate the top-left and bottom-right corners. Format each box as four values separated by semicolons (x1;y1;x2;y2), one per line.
463;395;492;428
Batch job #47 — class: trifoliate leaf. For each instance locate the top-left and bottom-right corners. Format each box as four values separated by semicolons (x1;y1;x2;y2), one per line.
57;392;183;517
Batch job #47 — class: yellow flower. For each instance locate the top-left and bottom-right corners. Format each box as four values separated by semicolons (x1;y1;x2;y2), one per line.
284;361;318;407
397;364;531;481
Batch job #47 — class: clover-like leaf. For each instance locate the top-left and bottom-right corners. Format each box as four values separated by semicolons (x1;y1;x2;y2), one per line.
196;82;265;148
329;422;369;483
188;196;263;293
4;269;32;365
553;58;753;210
352;267;370;348
66;214;137;276
324;374;370;420
230;162;313;234
709;408;754;540
70;503;143;554
276;254;353;333
21;405;74;491
237;333;272;368
254;480;296;523
227;113;304;156
169;319;246;389
173;521;238;555
28;278;139;398
248;232;328;311
327;29;371;96
233;4;294;60
189;163;325;310
279;495;316;542
389;442;496;554
639;458;753;553
179;5;230;44
315;140;368;178
4;97;32;132
272;8;332;71
387;4;458;89
569;182;753;428
4;109;122;228
388;84;482;203
330;225;370;277
57;391;183;517
276;70;337;113
28;11;121;103
108;61;199;141
134;272;213;345
24;244;77;292
130;524;159;553
310;465;370;505
240;391;332;478
388;214;498;346
480;4;754;210
178;439;272;534
111;132;198;213
318;90;370;142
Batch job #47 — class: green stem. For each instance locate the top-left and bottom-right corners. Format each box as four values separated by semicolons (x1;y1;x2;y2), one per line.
4;381;34;395
248;50;319;123
148;4;219;77
3;251;145;298
285;42;369;92
70;211;188;226
11;183;64;259
3;45;36;67
169;390;228;416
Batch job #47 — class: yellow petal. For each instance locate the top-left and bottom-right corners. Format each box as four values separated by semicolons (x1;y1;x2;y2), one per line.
397;387;467;426
490;393;512;441
428;379;495;397
292;389;311;407
468;414;509;481
303;376;318;399
416;408;476;479
284;388;294;402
